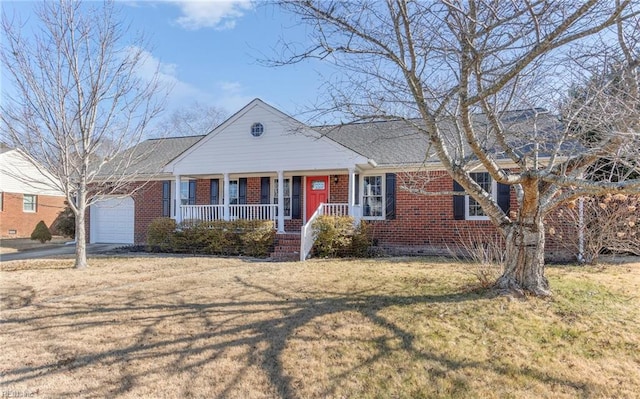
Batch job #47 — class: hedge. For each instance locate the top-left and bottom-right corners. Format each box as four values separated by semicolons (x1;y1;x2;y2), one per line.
147;218;275;257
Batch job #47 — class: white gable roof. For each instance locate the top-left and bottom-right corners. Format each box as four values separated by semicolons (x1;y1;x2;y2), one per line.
165;99;368;175
0;148;64;196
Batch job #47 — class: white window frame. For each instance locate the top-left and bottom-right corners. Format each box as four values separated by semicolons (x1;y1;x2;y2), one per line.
23;194;37;213
179;180;195;206
465;172;496;221
362;175;385;220
272;178;292;219
228;179;239;205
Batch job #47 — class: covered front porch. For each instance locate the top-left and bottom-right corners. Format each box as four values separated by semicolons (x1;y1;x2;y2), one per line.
171;170;363;234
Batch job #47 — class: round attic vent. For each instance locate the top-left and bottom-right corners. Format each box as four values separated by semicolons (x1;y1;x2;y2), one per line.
251;122;264;137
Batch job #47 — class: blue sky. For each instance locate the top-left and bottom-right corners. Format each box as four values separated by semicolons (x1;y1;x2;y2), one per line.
1;1;335;122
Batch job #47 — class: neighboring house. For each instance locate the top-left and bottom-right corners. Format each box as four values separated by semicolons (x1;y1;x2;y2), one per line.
0;144;66;238
89;99;574;260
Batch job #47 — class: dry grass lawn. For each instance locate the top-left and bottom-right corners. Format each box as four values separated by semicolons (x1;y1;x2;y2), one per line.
1;255;639;398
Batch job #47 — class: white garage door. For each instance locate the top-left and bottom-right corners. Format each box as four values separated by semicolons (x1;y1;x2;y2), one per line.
90;196;134;244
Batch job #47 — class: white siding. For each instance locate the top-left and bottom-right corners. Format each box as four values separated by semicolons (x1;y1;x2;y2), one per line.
166;100;368;175
0;149;64;196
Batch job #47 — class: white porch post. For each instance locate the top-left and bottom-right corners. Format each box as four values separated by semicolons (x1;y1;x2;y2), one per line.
348;168;356;216
174;175;182;224
353;172;362;225
277;170;285;233
223;173;230;221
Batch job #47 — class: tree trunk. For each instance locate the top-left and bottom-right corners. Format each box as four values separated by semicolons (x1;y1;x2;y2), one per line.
495;218;550;296
74;202;88;269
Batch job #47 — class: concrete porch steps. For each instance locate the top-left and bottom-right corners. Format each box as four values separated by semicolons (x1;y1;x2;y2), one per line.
270;232;301;261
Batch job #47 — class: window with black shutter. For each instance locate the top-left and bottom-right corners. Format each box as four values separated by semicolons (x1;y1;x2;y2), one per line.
210;179;219;204
162;181;171;217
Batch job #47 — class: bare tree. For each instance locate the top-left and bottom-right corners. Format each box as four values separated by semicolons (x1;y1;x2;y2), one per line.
273;1;640;296
157;101;228;137
1;1;167;269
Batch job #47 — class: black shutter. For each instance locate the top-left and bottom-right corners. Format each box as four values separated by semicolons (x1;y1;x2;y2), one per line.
260;177;270;204
453;180;465;220
497;183;510;214
238;178;247;204
292;176;302;219
188;180;196;205
210;179;219;204
354;174;360;205
385;173;396;220
162;181;171;217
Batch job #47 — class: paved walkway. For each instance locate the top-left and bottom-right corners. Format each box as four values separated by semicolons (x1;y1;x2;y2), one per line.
0;243;128;262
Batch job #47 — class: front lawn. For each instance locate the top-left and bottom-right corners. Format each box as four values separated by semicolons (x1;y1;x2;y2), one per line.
1;256;639;398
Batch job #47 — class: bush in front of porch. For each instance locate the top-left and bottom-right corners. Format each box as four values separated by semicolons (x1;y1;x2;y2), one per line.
312;215;373;258
146;218;275;257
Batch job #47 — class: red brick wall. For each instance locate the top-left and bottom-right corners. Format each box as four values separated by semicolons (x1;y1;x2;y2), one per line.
365;171;575;260
195;179;210;205
131;181;165;244
0;192;66;238
329;174;349;203
247;177;262;204
87;174;576;260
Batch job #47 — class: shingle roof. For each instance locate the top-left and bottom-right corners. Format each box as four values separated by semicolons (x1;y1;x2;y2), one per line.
96;135;204;178
321;110;564;166
321;119;433;166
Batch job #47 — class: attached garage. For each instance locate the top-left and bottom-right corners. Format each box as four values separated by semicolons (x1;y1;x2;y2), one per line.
90;196;135;244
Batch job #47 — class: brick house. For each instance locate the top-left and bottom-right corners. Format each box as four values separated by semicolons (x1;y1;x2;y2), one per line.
89;99;574;260
0;144;66;238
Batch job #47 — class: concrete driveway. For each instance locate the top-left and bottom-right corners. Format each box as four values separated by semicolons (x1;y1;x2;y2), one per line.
0;243;129;262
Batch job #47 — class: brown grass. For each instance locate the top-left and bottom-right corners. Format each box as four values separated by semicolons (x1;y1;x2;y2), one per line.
1;256;639;398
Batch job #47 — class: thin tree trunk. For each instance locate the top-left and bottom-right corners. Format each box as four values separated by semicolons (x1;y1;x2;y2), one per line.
74;198;88;269
496;218;550;296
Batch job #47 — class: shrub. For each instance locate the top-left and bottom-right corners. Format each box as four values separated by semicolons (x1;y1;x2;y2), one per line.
349;221;373;257
312;215;354;258
148;219;275;257
448;229;505;289
172;221;212;254
52;206;75;238
146;218;177;252
239;220;276;257
30;220;52;243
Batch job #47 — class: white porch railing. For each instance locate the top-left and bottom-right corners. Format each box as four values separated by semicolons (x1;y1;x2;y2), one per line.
300;203;350;261
180;204;277;223
322;203;349;216
229;204;277;220
181;205;224;222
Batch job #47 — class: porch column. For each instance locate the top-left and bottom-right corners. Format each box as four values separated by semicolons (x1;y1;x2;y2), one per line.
353;172;363;225
174;175;182;224
348;168;356;216
223;173;230;221
277;170;285;233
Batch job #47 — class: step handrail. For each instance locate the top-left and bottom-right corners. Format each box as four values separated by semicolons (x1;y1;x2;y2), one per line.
300;203;325;261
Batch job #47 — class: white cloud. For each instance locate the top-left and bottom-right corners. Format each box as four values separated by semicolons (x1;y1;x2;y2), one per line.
169;0;253;30
214;80;253;110
133;47;215;108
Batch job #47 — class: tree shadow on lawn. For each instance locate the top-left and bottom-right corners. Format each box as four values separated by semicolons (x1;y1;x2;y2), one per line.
1;279;591;398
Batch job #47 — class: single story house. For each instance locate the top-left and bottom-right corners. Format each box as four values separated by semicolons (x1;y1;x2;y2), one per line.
0;143;66;238
89;99;573;260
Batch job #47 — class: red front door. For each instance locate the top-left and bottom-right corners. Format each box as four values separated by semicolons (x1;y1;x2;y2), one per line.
306;176;329;220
